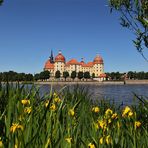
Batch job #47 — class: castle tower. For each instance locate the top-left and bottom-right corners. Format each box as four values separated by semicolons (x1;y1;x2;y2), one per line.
93;54;104;77
49;50;54;63
54;50;65;76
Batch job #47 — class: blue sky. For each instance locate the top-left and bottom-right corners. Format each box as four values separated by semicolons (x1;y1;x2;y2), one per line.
0;0;147;74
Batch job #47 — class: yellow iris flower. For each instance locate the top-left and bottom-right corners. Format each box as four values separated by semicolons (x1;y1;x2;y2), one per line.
98;119;107;130
10;123;24;133
68;109;75;117
45;100;49;108
105;109;113;117
106;135;112;145
65;137;72;143
54;97;61;103
88;143;96;148
50;104;56;111
122;106;133;117
111;113;118;119
135;121;141;129
24;107;32;114
0;137;3;147
21;99;30;105
92;106;100;113
99;137;103;144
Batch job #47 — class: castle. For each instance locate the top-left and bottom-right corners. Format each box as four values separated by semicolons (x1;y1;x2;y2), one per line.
44;50;106;80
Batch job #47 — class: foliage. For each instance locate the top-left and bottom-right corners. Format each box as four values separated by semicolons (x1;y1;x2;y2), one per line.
78;71;84;80
0;71;34;82
127;71;148;79
84;71;90;80
92;73;95;78
63;71;69;81
0;0;3;5
106;71;148;80
71;71;77;80
34;73;40;81
25;74;34;81
108;0;148;60
0;84;147;147
106;72;123;80
39;71;50;81
55;70;61;79
0;73;2;82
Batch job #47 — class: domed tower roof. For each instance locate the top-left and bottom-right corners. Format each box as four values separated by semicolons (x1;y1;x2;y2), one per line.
93;55;103;64
55;50;65;62
44;59;54;69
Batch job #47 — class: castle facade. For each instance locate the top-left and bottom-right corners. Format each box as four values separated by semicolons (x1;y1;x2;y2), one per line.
44;50;106;79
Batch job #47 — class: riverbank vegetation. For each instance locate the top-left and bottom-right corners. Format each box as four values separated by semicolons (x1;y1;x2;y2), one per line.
0;83;147;147
0;71;148;83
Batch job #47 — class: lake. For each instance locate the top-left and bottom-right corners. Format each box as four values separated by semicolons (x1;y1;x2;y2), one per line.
37;84;148;106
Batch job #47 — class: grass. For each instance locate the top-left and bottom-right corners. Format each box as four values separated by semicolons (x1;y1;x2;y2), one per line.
0;82;148;148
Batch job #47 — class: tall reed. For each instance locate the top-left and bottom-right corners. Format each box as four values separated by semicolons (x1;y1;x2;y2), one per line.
0;83;147;148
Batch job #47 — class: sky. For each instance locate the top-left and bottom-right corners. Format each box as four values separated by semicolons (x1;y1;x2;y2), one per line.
0;0;147;74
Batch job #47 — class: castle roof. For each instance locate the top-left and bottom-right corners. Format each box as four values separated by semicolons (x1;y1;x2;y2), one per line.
44;60;54;69
55;51;65;62
93;55;103;64
66;59;81;65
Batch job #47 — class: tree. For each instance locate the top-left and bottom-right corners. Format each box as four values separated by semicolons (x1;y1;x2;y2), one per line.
34;73;40;81
110;72;116;80
78;71;84;80
127;71;135;79
137;71;145;79
43;71;50;80
92;73;95;79
40;71;50;81
63;71;69;81
39;72;44;81
25;74;34;81
55;70;61;79
7;71;18;81
145;72;148;79
71;71;76;81
115;72;121;80
17;73;26;81
0;73;2;82
0;0;3;5
84;72;90;81
109;0;148;60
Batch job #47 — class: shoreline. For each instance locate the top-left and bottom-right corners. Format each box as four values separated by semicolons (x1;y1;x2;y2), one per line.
34;80;148;85
1;80;148;85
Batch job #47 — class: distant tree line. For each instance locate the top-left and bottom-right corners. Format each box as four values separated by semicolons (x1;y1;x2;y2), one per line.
0;71;34;82
0;70;148;82
0;71;51;82
106;71;148;80
126;71;148;80
0;70;94;82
